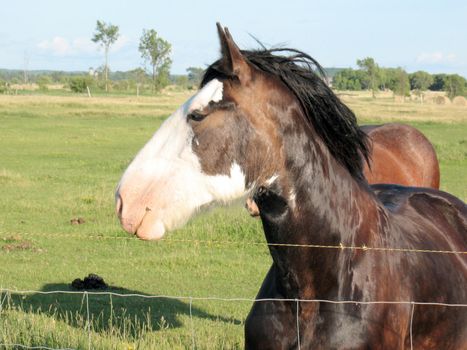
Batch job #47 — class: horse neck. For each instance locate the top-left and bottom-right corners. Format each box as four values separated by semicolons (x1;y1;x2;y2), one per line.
262;124;381;299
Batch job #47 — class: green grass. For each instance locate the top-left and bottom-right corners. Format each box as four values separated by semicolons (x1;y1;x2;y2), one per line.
0;92;465;349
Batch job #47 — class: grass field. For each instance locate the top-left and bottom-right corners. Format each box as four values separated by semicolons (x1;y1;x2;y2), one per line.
0;90;465;349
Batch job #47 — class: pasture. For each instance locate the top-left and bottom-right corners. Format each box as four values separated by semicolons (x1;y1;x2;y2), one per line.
0;91;466;349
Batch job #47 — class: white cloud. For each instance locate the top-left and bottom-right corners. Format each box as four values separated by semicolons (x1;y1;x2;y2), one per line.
37;36;72;55
71;37;97;54
37;35;130;56
416;52;457;64
110;35;130;53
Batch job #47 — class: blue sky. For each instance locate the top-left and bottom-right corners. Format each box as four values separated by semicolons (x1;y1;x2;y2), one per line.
2;0;467;77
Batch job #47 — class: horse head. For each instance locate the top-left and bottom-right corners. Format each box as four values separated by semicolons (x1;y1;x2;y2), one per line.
115;24;299;240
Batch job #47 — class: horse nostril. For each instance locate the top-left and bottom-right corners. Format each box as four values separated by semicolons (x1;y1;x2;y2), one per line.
116;193;123;218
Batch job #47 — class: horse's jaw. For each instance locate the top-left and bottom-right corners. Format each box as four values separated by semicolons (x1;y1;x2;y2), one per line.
115;79;248;240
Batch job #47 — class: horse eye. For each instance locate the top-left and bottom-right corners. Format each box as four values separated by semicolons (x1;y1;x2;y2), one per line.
187;111;207;122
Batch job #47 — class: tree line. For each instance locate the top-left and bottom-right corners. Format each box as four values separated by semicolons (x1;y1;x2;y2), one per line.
1;26;466;99
0;20;188;95
332;57;466;99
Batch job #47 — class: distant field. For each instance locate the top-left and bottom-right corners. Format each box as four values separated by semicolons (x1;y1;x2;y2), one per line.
0;91;465;349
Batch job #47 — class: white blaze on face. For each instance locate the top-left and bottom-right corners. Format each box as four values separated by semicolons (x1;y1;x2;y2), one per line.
115;79;247;240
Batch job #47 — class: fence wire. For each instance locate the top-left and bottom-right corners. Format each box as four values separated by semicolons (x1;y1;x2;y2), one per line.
2;231;467;255
1;288;466;307
0;288;466;350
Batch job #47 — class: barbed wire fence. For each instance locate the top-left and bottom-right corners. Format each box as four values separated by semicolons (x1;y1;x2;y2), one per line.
1;235;466;350
2;232;467;255
1;288;467;350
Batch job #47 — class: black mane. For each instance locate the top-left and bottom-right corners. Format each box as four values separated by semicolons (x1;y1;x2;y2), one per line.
201;48;371;180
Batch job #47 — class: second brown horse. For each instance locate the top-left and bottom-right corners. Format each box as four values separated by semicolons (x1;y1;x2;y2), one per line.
362;123;439;188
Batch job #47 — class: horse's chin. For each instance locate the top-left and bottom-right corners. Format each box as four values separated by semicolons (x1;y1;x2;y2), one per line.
135;219;166;240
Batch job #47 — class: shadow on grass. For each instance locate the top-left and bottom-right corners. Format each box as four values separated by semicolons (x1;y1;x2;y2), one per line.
3;282;242;339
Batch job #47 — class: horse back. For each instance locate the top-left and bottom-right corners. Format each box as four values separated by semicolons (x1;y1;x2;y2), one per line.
372;183;466;252
363;123;440;188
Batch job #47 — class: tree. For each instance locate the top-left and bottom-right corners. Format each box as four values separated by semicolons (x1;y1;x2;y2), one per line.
409;71;433;91
92;20;119;92
429;74;447;91
0;79;8;94
129;68;147;93
186;67;205;87
139;29;172;93
392;68;410;99
332;68;364;90
69;76;94;93
444;74;466;99
409;71;433;103
36;75;51;91
378;68;388;90
173;75;186;86
357;57;380;98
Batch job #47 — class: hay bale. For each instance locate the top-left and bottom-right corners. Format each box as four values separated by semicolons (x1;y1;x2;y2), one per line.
434;95;451;105
452;96;467;106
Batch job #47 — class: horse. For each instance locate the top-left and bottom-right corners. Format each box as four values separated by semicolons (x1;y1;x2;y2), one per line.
115;24;467;349
245;123;440;216
361;123;440;188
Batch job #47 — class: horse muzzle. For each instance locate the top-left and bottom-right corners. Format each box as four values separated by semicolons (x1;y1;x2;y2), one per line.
115;191;167;240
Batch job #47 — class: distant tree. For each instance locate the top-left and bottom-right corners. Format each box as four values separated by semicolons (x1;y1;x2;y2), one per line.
69;76;94;93
156;59;171;89
409;71;433;91
126;68;147;96
444;74;466;99
383;68;399;92
36;75;51;91
139;29;172;93
429;74;447;91
351;79;362;90
332;68;364;90
392;68;410;98
331;70;346;90
0;79;8;94
92;20;120;92
186;67;205;86
409;71;433;103
50;71;63;83
378;68;388;90
357;57;380;98
94;64;111;90
175;75;189;88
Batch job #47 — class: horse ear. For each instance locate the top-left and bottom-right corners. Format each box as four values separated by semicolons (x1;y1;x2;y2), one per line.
216;23;251;82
